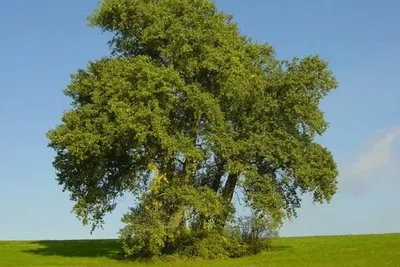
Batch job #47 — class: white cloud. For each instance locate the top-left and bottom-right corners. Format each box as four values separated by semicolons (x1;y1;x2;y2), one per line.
336;127;400;196
351;127;400;180
340;127;400;183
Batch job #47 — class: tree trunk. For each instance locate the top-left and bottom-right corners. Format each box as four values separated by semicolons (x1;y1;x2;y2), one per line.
211;164;225;192
211;155;225;192
222;173;238;204
216;173;239;228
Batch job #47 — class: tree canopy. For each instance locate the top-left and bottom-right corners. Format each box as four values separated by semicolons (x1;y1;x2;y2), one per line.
47;0;338;260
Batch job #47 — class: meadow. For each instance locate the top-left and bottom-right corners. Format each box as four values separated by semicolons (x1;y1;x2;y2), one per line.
1;234;399;267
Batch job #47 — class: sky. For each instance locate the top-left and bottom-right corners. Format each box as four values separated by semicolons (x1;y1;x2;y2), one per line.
1;0;399;240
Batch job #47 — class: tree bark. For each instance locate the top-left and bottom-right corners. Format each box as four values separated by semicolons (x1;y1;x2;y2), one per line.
222;173;238;204
215;173;239;228
211;164;225;192
210;155;225;192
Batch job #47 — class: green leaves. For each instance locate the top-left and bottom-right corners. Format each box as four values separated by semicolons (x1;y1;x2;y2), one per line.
48;0;339;259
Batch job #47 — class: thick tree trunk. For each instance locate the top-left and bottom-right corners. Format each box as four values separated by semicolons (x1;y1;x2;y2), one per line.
164;158;186;243
216;173;239;228
211;164;225;192
210;155;225;192
222;173;238;204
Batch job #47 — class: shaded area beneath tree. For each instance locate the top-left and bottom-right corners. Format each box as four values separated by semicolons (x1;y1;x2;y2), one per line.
22;239;291;261
22;239;125;260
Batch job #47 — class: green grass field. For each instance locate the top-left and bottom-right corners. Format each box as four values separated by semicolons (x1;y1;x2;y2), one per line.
1;234;399;266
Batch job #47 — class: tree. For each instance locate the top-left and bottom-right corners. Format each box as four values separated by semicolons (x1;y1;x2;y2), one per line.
47;0;338;260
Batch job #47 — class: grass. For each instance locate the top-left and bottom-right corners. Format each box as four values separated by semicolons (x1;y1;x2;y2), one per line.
1;234;399;266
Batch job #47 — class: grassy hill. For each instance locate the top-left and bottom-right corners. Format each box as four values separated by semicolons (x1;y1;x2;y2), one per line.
1;233;399;266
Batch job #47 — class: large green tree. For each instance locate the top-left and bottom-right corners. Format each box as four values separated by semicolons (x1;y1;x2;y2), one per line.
47;0;338;259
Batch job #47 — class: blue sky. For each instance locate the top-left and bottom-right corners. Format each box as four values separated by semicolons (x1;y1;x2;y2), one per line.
1;0;399;240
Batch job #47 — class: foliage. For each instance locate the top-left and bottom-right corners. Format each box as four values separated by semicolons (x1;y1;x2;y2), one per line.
47;0;339;259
